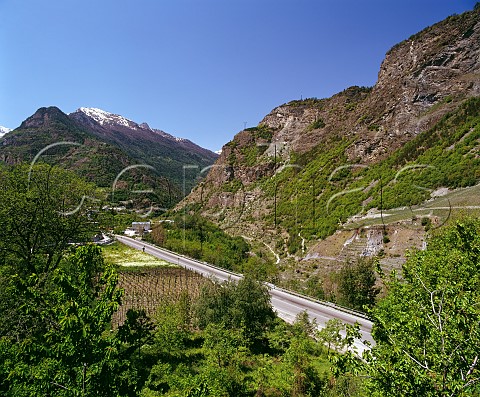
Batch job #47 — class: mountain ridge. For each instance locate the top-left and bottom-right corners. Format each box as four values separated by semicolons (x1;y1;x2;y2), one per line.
69;107;216;165
0;106;218;207
70;107;185;142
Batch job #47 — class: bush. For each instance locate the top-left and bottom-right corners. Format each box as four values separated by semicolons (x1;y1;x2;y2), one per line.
338;258;379;311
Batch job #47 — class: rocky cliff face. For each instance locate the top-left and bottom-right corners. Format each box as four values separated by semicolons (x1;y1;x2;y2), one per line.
258;9;480;164
183;7;480;273
351;9;480;161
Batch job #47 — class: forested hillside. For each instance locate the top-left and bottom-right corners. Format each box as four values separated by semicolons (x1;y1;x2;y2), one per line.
0;106;218;210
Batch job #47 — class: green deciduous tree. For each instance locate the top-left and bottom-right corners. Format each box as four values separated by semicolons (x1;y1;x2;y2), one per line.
151;295;193;359
365;219;480;396
285;312;328;397
195;276;275;346
0;164;97;340
338;257;379;311
2;246;114;395
203;322;247;370
317;318;347;356
1;245;153;396
0;165;152;395
0;164;96;277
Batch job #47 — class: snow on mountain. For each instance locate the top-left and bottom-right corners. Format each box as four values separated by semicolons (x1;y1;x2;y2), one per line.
75;107;137;129
0;126;12;138
71;107;192;144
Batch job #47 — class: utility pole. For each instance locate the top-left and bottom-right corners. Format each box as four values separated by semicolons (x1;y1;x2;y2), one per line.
183;166;186;251
182;165;199;252
295;187;298;230
274;183;277;228
274;143;278;228
380;177;386;232
274;144;277;172
273;141;280;228
312;175;316;230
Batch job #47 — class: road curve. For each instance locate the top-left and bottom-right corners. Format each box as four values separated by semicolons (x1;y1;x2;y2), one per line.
115;235;374;353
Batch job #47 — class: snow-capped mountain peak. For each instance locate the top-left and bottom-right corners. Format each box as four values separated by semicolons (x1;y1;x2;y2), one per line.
0;126;12;138
75;107;136;129
70;107;195;146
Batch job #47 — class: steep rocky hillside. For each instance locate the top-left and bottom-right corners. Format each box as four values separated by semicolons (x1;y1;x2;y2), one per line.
183;7;480;281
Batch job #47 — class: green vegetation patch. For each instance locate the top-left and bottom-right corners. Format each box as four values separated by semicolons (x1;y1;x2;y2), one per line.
102;241;173;267
286;97;326;108
306;117;326;131
245;123;275;141
146;213;250;272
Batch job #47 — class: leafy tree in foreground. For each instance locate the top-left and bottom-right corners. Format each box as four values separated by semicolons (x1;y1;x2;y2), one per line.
0;164;96;277
364;219;480;396
0;164;99;341
0;245;152;396
0;164;152;395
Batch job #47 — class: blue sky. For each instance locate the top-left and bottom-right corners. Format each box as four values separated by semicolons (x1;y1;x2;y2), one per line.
0;0;476;151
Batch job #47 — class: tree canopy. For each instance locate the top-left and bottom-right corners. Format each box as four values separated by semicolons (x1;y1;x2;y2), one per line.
195;276;276;346
0;163;96;276
364;219;480;396
0;165;152;396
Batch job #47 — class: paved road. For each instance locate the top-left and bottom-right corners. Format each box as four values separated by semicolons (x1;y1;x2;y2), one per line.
116;235;374;353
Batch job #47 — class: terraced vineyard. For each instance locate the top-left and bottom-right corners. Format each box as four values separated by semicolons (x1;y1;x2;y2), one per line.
103;242;210;326
344;183;480;230
113;267;209;326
